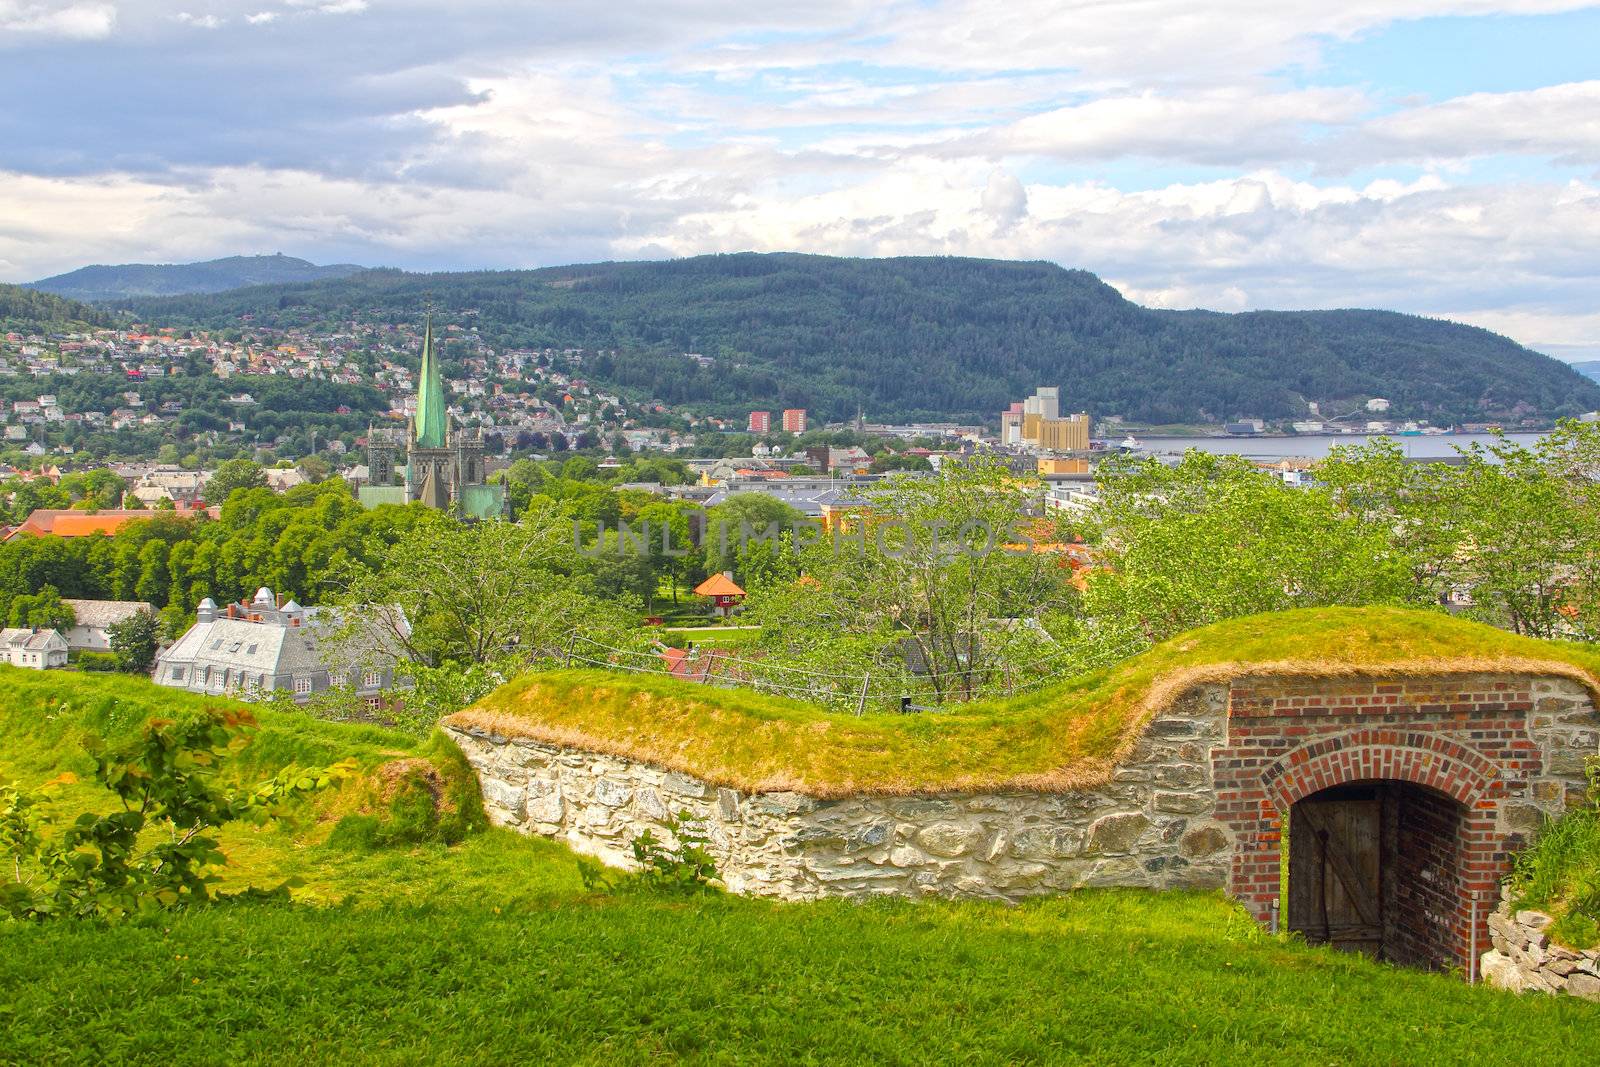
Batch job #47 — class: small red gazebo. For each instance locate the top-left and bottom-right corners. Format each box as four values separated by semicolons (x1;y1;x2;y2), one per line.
693;571;746;618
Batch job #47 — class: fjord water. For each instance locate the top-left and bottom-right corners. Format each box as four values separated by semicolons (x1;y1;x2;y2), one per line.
1138;432;1548;461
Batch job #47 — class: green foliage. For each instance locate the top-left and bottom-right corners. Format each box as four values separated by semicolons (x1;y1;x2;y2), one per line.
7;584;75;630
578;811;721;896
105;608;161;673
73;650;120;672
0;477;426;623
1082;449;1430;649
333;507;643;668
1510;759;1600;948
0;282;116;329
0;706;355;921
124;254;1600;423
749;459;1077;701
205;457;268;503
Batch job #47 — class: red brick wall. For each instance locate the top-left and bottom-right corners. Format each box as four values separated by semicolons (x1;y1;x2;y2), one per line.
1388;783;1465;968
1213;675;1543;970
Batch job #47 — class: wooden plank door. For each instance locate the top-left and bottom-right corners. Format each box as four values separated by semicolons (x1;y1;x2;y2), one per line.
1288;793;1383;956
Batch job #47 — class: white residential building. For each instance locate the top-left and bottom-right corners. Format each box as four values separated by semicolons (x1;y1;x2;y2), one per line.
61;599;154;652
0;628;69;669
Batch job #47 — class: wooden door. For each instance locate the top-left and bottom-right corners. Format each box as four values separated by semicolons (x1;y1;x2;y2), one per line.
1288;789;1383;956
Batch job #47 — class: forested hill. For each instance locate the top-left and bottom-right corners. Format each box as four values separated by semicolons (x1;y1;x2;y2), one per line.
25;254;368;303
126;253;1600;424
0;283;118;330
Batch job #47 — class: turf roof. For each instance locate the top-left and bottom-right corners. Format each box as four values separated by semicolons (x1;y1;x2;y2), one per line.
446;607;1600;798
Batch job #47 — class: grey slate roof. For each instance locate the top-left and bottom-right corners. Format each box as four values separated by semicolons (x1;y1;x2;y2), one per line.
62;599;153;629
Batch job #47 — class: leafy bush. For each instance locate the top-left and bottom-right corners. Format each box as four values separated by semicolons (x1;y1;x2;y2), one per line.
1509;759;1600;948
326;731;487;849
72;650;121;673
0;707;353;921
578;811;721;895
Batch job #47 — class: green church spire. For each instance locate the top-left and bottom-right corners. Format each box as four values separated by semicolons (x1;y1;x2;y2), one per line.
413;315;448;449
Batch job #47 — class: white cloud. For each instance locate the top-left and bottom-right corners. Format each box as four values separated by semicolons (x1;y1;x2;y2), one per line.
1339;81;1600;169
245;10;277;24
0;1;115;38
980;169;1027;227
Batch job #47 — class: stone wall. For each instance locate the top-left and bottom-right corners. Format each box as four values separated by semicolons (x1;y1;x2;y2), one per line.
443;686;1237;901
445;670;1597;948
1481;892;1600;1001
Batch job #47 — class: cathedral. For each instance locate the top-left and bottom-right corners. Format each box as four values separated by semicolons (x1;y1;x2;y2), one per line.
357;317;507;520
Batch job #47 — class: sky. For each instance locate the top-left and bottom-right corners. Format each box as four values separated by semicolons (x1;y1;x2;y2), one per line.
1;1;1598;360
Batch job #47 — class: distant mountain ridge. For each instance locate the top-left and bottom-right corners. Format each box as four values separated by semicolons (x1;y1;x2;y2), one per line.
1573;361;1600;383
125;253;1600;425
25;254;368;303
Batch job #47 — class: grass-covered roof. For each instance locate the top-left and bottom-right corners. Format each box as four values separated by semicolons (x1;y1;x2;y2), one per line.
446;607;1600;797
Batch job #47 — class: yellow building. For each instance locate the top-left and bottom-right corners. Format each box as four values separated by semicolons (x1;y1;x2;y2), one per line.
1037;456;1090;476
1021;412;1091;451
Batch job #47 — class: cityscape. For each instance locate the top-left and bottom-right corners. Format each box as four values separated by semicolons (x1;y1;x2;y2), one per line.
1;2;1598;1064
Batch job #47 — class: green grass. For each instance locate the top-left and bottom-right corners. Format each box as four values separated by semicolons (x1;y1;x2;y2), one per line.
456;606;1600;797
1511;801;1600;949
1;667;1597;1064
660;625;763;650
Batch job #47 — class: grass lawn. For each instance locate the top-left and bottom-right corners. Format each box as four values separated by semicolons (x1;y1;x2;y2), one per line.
660;625;763;650
2;661;1597;1064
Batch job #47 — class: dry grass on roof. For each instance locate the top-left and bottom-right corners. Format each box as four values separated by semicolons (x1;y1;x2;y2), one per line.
444;606;1600;799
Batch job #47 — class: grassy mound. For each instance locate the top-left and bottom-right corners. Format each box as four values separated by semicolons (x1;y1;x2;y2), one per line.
0;666;483;856
448;606;1600;797
3;658;1598;1062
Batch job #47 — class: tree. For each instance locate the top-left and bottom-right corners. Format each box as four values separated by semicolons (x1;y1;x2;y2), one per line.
7;585;75;631
703;492;806;581
1433;424;1600;638
1078;451;1429;648
334;506;642;669
206;458;268;503
296;456;331;482
107;608;162;674
869;453;932;474
749;459;1077;701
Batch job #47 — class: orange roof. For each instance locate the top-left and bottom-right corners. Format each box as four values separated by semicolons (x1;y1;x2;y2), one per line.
2;507;213;542
47;514;144;537
693;573;746;597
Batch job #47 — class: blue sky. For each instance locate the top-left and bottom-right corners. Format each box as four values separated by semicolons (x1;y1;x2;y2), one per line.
1;0;1598;359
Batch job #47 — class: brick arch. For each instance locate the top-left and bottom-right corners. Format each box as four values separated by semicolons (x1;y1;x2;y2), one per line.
1259;730;1501;814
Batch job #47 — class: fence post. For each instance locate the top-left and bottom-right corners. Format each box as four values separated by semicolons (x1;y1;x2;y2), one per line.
1269;898;1279;936
855;673;870;716
563;631;576;667
1469;894;1480;984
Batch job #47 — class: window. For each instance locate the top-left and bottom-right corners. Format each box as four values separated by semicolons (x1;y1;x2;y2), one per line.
210;639;223;650
362;670;381;689
170;666;185;682
293;676;312;696
330;670;348;688
246;644;258;655
201;666;211;685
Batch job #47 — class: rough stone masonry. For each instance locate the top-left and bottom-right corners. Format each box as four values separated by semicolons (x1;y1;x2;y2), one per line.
446;685;1237;900
446;671;1597;919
